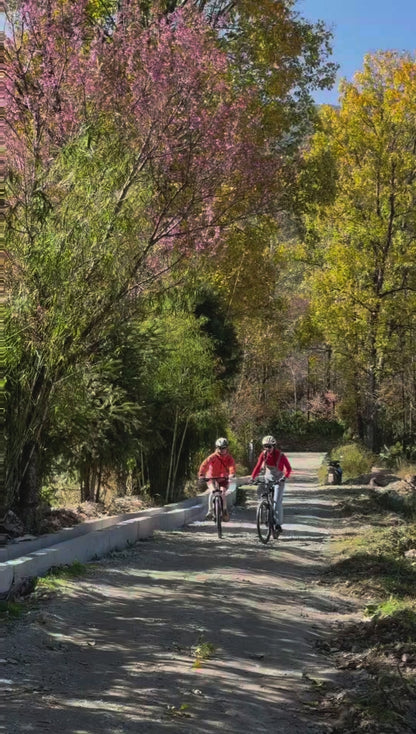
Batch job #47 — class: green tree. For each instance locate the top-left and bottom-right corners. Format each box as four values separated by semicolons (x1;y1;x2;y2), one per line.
6;2;277;525
45;317;158;502
145;307;221;503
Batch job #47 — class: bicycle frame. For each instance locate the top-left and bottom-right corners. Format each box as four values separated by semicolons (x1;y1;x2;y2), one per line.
209;479;226;539
260;477;281;513
255;477;284;544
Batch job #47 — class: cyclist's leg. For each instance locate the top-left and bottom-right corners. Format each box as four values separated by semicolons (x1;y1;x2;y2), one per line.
266;468;280;523
274;479;285;527
219;480;229;521
205;480;215;519
272;483;279;524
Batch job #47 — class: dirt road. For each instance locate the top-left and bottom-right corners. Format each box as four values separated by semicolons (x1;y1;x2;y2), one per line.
1;452;358;733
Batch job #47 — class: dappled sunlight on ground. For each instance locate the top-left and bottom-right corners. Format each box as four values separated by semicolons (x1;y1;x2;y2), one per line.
1;451;358;733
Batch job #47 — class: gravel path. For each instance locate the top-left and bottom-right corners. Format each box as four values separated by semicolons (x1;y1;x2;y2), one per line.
0;452;359;733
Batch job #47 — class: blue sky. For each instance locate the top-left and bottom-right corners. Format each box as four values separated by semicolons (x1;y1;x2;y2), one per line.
299;0;416;104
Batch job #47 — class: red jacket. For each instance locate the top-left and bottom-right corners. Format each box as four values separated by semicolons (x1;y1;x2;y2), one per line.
251;448;292;480
199;451;236;480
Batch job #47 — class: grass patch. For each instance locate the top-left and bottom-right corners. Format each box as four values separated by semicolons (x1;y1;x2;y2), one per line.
328;476;416;524
342;523;416;557
332;487;388;518
35;560;89;591
366;596;416;619
338;606;416;648
327;523;416;598
0;600;25;622
47;560;88;578
36;576;70;591
328;551;416;598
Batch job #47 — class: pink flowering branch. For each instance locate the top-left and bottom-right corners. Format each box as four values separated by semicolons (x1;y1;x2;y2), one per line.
7;2;279;263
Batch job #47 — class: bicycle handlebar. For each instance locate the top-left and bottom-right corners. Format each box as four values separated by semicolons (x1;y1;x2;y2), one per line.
204;474;235;482
251;477;286;484
199;476;234;483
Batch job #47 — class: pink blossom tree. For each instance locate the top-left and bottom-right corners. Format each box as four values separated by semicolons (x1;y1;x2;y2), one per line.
4;0;280;523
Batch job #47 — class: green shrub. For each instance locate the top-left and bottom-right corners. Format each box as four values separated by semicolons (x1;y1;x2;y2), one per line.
379;442;405;469
269;411;343;439
330;442;375;481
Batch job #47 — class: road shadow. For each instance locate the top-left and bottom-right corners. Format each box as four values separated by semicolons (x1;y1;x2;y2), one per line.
1;454;353;734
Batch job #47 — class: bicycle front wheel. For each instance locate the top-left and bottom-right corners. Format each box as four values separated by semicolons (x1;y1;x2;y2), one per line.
213;495;222;539
256;499;272;544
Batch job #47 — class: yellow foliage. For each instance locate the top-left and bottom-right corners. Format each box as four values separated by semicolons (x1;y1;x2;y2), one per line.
303;51;416;425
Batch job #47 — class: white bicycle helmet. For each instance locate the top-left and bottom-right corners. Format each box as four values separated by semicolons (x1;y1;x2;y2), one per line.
262;435;276;447
215;437;229;449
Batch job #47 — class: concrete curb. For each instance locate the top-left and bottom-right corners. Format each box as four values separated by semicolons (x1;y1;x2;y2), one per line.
0;482;238;596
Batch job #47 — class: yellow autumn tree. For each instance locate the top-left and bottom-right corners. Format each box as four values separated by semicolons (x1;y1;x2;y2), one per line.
303;52;416;450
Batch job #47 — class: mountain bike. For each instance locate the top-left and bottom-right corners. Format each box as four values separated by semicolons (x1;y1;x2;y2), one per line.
255;478;284;544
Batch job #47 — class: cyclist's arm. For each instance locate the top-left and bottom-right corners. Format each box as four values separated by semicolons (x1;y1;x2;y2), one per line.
282;454;292;478
227;455;236;476
198;455;211;477
251;453;264;480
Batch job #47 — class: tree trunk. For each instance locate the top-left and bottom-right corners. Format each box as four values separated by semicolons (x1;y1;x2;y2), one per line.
326;345;332;391
17;441;40;532
363;311;383;452
95;462;103;502
171;415;190;501
80;461;96;502
165;409;179;504
365;364;383;452
116;468;128;497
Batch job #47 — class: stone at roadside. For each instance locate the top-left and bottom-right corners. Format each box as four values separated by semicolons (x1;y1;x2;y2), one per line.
11;534;37;543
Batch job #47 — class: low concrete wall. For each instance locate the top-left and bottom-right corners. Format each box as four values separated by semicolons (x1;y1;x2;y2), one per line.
0;507;165;562
0;483;238;596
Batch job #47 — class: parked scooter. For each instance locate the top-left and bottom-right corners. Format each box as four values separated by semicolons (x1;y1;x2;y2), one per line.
327;460;342;485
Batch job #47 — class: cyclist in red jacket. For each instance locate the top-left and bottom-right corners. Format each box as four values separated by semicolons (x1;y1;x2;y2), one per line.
199;437;236;522
251;435;291;533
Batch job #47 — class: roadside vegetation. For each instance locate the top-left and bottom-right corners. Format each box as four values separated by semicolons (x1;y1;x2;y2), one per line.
314;447;416;732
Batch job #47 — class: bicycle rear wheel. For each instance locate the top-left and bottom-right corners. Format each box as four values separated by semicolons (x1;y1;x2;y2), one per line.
213;495;222;539
256;499;272;544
